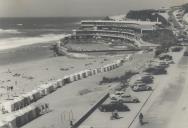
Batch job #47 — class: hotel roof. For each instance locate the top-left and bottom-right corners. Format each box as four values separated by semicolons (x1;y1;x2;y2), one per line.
81;20;161;25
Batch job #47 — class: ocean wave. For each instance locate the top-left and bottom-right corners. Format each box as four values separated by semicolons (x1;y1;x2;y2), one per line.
0;34;67;50
0;29;21;34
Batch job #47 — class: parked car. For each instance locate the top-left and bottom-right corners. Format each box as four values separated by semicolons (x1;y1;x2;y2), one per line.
159;54;172;61
159;62;169;68
144;67;167;75
140;75;154;84
110;91;125;100
171;47;183;52
132;84;152;92
131;81;145;88
98;103;130;112
111;94;139;103
184;51;188;56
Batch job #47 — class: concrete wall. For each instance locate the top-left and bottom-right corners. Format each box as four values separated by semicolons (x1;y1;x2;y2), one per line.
71;93;109;128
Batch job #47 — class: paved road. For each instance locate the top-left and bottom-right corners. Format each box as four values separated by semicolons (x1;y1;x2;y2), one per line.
131;49;188;128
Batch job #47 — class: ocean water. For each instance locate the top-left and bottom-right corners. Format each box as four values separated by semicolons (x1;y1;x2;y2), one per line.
0;17;101;50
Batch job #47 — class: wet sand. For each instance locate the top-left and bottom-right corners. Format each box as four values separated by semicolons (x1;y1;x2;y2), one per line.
0;41;56;66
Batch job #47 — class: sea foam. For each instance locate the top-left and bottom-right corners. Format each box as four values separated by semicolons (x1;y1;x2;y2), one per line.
0;29;21;34
0;34;67;50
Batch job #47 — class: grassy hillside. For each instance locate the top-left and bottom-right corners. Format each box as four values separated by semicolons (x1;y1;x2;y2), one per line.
126;9;169;27
142;29;177;45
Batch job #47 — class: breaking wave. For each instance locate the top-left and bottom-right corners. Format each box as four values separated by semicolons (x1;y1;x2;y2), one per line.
0;29;21;34
0;34;67;50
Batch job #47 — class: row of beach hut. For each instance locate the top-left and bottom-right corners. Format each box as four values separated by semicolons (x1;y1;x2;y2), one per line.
1;59;125;114
0;103;49;128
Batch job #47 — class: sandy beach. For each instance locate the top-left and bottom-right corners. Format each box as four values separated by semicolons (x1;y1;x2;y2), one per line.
17;50;153;128
0;42;136;101
0;40;155;128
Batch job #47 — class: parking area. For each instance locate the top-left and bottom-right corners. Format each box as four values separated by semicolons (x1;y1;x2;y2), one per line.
80;87;153;128
79;48;185;128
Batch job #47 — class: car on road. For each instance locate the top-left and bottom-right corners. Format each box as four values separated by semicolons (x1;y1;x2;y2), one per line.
98;102;130;112
111;94;139;103
132;84;152;92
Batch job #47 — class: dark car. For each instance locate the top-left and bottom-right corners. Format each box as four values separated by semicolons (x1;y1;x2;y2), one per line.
98;103;130;112
144;67;167;75
159;55;172;61
184;51;188;56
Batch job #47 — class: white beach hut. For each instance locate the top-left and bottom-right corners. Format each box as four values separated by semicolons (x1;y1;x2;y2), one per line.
69;74;75;82
75;73;81;80
86;70;92;76
92;69;97;75
2;114;17;128
21;93;32;107
97;68;102;73
13;97;25;110
34;103;49;116
15;110;27;127
45;83;55;94
14;105;36;127
76;71;82;80
38;84;49;96
72;73;79;81
102;66;108;72
104;64;111;72
27;106;37;121
63;75;71;84
56;79;63;87
80;70;87;78
113;63;116;69
0;121;9;128
24;91;34;104
30;89;41;102
1;101;14;113
50;81;59;91
108;64;112;71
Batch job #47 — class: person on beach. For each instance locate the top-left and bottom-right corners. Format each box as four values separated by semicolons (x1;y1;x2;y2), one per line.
139;113;144;125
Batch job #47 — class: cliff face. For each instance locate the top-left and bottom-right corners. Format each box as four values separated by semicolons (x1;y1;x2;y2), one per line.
126;9;170;27
142;29;177;45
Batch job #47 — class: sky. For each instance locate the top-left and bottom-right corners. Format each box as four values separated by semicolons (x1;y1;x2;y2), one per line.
0;0;188;17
